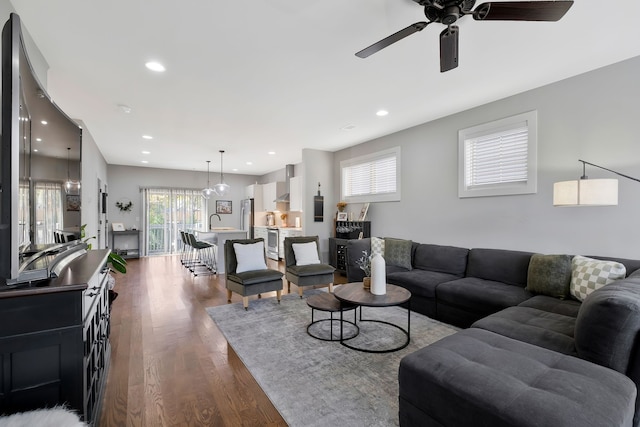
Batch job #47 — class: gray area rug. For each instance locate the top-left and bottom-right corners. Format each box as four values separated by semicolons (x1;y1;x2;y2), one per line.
206;289;458;427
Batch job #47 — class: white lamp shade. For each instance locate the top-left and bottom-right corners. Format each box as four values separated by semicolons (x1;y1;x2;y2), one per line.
553;179;618;206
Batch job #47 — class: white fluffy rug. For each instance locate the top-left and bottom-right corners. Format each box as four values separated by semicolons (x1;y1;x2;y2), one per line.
0;407;85;427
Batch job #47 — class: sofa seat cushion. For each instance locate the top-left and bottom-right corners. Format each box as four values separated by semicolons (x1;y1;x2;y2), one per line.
436;277;534;316
471;306;577;355
387;270;460;299
399;328;637;427
518;295;581;318
287;263;335;277
228;268;283;285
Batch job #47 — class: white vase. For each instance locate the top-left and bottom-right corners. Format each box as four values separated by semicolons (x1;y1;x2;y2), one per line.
370;253;386;295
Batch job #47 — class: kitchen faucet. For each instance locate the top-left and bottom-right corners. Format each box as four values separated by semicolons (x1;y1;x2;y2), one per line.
209;213;221;230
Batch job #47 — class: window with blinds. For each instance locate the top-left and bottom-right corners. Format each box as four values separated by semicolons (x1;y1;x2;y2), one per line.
341;147;401;203
458;111;537;198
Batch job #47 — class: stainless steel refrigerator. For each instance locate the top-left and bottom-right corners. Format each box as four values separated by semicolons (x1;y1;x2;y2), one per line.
240;198;255;239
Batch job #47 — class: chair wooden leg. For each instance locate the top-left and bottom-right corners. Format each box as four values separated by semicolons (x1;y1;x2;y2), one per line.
226;289;232;303
298;286;303;298
242;297;249;310
276;290;282;303
329;283;334;293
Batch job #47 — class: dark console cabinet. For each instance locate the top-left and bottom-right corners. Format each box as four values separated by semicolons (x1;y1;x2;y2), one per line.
0;250;111;425
329;221;371;274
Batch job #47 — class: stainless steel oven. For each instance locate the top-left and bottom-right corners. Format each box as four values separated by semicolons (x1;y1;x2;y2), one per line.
267;227;279;260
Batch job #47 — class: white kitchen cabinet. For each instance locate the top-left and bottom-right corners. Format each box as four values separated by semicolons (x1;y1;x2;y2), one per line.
261;182;285;212
278;228;302;259
245;184;263;212
289;176;302;212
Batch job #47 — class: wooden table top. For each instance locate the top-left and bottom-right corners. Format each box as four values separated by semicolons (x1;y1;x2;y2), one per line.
333;282;411;307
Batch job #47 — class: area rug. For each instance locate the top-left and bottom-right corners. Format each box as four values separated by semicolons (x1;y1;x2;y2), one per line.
206;290;458;427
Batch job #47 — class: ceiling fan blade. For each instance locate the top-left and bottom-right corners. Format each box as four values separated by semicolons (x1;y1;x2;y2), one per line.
356;22;429;58
440;25;459;72
473;1;574;21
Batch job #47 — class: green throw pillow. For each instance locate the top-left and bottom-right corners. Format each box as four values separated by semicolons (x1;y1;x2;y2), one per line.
384;238;413;270
525;254;572;299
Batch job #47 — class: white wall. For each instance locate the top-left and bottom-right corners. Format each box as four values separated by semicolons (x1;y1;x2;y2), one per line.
107;165;260;231
334;56;640;259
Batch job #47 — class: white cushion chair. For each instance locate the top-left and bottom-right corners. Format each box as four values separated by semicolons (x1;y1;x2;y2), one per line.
224;238;283;310
284;236;336;298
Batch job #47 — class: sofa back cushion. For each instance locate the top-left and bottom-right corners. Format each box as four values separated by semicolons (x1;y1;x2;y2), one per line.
414;244;469;277
466;248;534;287
575;279;640;382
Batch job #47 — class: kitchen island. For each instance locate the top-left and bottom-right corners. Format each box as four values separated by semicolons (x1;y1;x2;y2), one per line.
194;228;247;274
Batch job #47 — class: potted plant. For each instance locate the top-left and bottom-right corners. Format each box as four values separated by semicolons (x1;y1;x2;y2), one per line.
355;250;372;290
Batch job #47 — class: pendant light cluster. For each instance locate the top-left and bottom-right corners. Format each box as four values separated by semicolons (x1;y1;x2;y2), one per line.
202;150;230;199
65;147;81;194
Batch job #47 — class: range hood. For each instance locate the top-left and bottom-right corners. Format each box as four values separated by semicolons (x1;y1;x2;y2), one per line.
274;164;294;203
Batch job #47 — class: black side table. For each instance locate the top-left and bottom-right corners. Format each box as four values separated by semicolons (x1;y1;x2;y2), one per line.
306;292;359;342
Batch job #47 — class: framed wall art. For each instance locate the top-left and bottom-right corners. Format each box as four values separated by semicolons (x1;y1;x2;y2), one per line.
66;194;81;211
216;200;232;214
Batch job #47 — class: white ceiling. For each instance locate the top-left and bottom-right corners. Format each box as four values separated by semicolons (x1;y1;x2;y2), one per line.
10;0;640;176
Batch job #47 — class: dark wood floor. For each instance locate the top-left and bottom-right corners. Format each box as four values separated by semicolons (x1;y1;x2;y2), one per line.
99;254;346;426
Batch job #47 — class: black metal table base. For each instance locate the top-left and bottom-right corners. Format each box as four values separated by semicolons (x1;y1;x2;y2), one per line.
307;306;360;342
339;301;411;353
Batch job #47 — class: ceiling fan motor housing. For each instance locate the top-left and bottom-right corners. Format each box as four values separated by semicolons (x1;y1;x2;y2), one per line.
423;0;476;24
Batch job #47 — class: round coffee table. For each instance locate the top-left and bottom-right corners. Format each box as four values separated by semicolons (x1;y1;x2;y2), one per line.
333;282;411;353
306;292;359;341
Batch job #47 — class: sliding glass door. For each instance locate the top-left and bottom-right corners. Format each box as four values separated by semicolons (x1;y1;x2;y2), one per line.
142;188;207;256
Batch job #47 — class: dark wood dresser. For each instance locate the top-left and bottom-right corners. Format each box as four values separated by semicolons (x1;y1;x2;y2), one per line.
0;250;111;425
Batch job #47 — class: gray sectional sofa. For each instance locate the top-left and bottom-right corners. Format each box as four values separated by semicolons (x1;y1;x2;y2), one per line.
345;238;640;427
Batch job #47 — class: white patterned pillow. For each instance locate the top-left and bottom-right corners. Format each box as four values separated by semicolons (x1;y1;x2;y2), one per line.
371;237;385;258
570;256;626;302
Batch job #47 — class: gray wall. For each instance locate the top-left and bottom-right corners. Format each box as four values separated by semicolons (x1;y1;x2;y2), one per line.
334;56;640;259
107;165;260;231
80;125;108;248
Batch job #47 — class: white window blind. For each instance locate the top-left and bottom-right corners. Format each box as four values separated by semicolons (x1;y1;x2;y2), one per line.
458;111;537;198
341;147;401;203
464;125;528;188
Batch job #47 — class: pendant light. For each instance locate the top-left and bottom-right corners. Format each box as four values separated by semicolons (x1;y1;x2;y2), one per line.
213;150;230;196
65;147;81;194
202;160;214;199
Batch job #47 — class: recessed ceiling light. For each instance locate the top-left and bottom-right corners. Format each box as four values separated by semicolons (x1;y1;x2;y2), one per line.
142;135;153;140
117;104;132;114
246;161;253;165
141;160;149;164
268;151;276;155
33;149;38;152
142;151;150;154
376;110;389;117
41;120;48;125
145;61;166;72
232;168;239;172
35;138;42;142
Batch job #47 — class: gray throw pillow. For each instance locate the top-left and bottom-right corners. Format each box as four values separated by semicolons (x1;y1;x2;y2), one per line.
526;254;572;299
384;238;413;270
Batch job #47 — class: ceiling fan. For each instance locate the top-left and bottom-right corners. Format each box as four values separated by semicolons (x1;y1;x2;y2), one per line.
356;0;574;72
